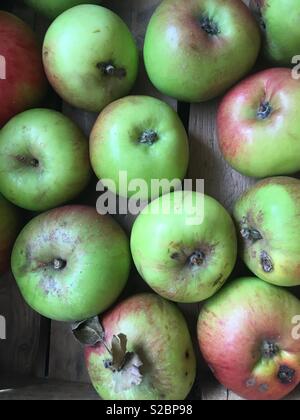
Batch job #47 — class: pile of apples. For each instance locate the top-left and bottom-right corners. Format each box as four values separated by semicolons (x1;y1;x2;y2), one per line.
1;0;300;401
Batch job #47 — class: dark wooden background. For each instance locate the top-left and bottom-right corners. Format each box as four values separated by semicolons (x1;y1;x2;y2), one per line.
0;0;299;400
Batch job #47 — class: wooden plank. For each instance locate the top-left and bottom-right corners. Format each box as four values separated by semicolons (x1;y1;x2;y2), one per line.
0;379;98;400
0;273;42;376
188;99;256;212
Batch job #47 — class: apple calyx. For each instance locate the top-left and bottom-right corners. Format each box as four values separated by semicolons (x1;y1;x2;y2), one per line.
138;130;159;146
16;155;39;168
53;258;67;271
200;16;220;36
278;365;296;385
72;317;143;392
188;251;205;267
261;340;279;359
260;250;274;273
257;101;273;120
97;62;127;79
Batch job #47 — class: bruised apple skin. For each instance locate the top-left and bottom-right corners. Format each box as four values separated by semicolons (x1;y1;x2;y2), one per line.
234;177;300;287
0;12;47;128
43;5;139;113
0;109;91;212
131;191;237;303
24;0;101;20
198;277;300;400
85;294;196;400
90;96;189;201
11;206;131;322
250;0;300;65
0;195;19;276
144;0;261;103
218;68;300;178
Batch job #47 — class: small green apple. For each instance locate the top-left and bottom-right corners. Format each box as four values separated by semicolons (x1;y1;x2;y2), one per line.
131;191;237;303
90;96;189;201
11;206;131;322
233;177;300;287
0;108;91;212
0;194;19;275
43;5;139;112
250;0;300;65
24;0;101;20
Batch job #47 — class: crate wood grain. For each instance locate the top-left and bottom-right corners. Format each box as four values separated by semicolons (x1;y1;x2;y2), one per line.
1;0;300;401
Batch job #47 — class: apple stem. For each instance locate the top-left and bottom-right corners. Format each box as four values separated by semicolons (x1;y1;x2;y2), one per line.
98;63;126;79
257;101;273;120
138;130;158;146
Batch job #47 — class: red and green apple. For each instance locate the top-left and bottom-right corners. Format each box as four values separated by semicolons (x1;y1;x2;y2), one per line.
0;12;47;128
83;293;196;400
198;277;300;400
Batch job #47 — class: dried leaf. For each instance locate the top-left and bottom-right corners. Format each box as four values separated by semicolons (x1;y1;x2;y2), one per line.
112;353;143;393
72;317;104;346
111;333;127;371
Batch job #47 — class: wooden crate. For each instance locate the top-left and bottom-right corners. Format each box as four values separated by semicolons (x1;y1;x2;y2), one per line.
0;0;299;400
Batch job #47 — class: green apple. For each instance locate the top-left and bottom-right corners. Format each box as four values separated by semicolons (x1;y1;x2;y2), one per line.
90;96;189;201
144;0;261;102
43;5;139;112
250;0;300;65
24;0;101;20
233;177;300;287
198;277;300;400
12;206;131;322
84;293;196;400
131;191;237;303
0;195;19;275
0;108;91;212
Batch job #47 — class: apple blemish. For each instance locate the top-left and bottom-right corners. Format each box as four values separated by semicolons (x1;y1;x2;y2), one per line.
240;223;262;242
260;250;274;273
278;366;296;385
